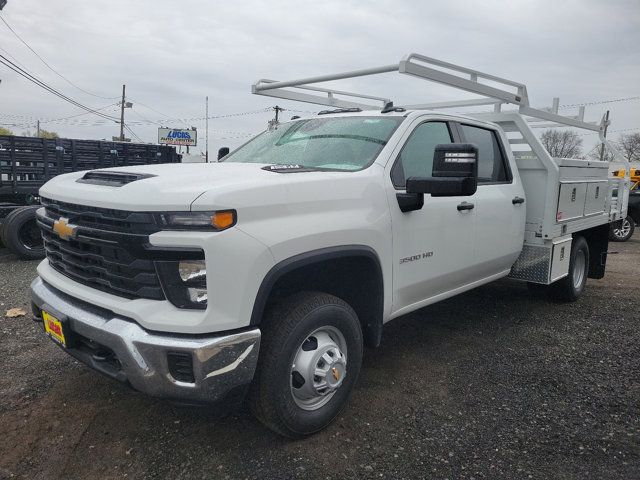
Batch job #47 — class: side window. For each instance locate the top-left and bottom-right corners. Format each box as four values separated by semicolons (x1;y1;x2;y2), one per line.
459;124;510;183
391;122;452;187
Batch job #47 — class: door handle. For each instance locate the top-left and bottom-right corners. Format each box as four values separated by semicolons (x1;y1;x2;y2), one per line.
457;202;474;211
512;196;525;205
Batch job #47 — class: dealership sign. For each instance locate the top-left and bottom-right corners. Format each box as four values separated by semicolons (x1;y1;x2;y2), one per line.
158;128;197;146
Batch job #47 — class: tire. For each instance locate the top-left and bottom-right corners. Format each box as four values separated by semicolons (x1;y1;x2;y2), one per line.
249;291;363;438
1;206;45;260
609;216;634;242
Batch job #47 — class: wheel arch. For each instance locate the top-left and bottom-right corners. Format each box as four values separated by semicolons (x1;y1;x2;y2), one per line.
250;245;385;347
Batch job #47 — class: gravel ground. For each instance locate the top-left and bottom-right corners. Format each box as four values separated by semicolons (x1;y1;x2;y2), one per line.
0;238;638;480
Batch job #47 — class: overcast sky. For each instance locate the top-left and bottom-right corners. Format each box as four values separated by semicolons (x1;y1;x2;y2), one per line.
0;0;638;154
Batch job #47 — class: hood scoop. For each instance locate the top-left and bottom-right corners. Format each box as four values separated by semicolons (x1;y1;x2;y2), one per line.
76;171;156;187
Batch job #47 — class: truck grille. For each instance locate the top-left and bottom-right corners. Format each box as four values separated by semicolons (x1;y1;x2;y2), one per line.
40;197;159;234
37;198;165;300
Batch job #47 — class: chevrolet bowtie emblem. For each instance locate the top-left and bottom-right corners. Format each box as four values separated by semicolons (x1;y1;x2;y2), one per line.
53;217;78;241
331;367;340;382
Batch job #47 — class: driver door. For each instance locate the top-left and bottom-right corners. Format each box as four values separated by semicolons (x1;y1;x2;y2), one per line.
386;119;477;316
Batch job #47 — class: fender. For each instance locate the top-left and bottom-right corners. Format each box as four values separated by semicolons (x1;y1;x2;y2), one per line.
249;245;385;347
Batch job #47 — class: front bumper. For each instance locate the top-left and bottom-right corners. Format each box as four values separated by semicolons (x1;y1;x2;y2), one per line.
30;277;261;404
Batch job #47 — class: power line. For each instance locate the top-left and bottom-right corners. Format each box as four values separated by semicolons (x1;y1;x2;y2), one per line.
128;99;178;121
0;14;119;100
580;127;640;136
0;43;27;69
123;123;144;143
0;103;118;128
40;102;119;124
130;107;162;125
559;96;640;109
0;53;120;123
0;53;119;121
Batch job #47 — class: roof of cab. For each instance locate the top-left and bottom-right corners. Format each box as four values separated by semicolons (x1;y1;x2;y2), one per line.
283;108;500;129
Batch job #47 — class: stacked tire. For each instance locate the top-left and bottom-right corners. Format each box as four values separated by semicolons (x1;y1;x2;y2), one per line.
0;206;45;260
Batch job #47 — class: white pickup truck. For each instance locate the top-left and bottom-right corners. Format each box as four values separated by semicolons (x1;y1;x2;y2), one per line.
30;55;629;437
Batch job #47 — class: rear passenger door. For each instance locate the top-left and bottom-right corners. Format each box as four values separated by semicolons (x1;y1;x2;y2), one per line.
456;122;525;278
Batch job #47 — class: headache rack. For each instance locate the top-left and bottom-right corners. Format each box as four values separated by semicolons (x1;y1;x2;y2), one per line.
254;53;631;284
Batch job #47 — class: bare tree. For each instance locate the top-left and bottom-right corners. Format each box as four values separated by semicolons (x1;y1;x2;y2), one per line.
540;130;583;158
585;144;616;162
618;132;640;163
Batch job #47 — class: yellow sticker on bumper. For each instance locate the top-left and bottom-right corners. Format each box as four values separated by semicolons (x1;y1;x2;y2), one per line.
43;311;66;347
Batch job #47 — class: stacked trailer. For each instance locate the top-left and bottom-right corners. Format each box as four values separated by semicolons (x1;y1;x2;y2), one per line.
0;135;181;259
252;53;630;286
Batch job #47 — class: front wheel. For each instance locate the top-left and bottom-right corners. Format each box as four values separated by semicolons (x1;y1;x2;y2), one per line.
610;216;634;242
249;292;363;438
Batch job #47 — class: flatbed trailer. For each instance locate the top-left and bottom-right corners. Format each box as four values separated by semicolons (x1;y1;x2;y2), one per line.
0;135;181;259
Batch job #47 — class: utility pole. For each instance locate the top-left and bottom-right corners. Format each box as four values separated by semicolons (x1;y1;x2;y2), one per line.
600;110;610;161
36;120;40;137
205;96;209;163
274;105;283;123
119;84;126;141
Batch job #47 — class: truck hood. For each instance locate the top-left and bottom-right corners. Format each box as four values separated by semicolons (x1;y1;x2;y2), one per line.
39;162;306;211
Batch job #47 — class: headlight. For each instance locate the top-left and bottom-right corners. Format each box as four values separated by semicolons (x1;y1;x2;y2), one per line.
156;259;207;309
157;210;236;231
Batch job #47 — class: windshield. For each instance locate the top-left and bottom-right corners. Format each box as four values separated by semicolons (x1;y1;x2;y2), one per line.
222;116;403;171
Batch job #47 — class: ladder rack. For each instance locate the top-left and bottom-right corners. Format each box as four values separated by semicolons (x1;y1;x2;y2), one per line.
252;53;607;137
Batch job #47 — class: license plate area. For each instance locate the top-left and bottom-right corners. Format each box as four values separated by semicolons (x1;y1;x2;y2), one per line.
42;310;67;347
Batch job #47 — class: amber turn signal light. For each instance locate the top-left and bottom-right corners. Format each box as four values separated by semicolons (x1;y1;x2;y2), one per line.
211;210;236;230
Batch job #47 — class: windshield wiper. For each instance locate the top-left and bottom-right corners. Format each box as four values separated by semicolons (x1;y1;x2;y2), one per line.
262;163;341;173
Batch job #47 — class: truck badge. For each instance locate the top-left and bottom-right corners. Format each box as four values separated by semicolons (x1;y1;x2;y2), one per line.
53;217;78;241
331;367;340;381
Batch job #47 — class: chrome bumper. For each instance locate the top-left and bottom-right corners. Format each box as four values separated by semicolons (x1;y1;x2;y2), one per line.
30;277;261;404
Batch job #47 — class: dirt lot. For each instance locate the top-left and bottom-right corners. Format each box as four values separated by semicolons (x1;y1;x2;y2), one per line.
0;238;638;480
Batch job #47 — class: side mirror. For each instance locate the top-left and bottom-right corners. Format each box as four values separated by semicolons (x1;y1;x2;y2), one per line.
217;147;230;160
406;143;478;197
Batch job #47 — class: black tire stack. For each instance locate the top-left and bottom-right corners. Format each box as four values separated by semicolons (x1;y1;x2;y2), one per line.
0;206;45;260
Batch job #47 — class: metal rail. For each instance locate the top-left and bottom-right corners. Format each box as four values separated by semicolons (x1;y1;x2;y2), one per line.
252;53;606;133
